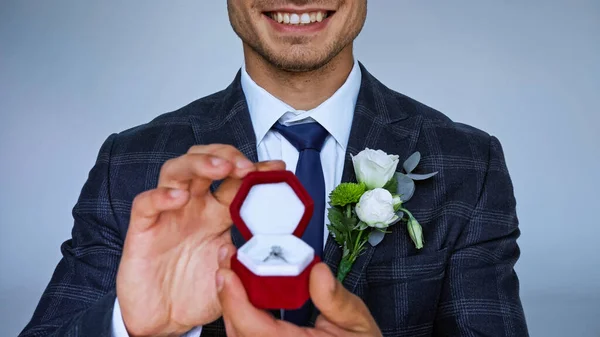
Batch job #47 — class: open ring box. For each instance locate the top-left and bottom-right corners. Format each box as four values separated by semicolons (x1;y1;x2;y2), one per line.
229;170;320;310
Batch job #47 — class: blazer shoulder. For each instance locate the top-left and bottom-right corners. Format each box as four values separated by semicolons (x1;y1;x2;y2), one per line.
388;88;493;149
382;86;496;165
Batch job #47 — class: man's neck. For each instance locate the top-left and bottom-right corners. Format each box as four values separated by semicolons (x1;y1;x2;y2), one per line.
243;45;355;111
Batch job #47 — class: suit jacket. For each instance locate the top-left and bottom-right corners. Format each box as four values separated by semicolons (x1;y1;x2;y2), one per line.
20;64;528;337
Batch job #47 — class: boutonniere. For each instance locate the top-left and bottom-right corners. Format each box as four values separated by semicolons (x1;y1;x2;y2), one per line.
327;148;438;282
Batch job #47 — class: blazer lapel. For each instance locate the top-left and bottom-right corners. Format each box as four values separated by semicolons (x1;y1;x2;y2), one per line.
321;63;424;294
189;71;257;249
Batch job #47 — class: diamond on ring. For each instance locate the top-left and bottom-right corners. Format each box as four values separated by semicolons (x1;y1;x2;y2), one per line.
263;245;288;263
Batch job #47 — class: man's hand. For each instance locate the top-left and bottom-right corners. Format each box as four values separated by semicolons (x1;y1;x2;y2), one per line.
116;144;285;337
216;244;383;337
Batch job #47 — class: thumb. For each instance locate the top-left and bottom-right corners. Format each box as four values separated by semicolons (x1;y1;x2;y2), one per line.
309;263;374;332
216;268;276;336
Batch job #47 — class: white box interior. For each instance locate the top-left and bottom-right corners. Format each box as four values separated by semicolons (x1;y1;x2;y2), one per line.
237;182;313;276
238;234;314;276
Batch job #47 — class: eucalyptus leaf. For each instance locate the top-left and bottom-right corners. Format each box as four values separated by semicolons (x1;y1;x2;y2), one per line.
388;215;403;227
407;172;439;181
396;173;416;202
403;152;421;173
368;230;386;247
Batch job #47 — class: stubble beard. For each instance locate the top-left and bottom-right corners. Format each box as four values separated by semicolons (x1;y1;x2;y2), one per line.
244;35;347;72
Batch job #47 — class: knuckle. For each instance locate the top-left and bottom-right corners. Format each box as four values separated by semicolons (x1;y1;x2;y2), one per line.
131;191;149;210
161;157;178;173
211;144;238;156
188;143;230;154
220;144;236;151
189;154;209;172
187;144;206;154
131;195;142;210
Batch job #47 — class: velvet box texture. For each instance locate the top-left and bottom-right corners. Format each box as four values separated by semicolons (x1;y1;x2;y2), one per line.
229;170;320;310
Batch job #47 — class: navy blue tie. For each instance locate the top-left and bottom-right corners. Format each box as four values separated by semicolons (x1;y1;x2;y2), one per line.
272;121;329;326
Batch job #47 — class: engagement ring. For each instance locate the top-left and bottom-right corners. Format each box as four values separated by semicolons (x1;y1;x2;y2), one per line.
263;245;288;263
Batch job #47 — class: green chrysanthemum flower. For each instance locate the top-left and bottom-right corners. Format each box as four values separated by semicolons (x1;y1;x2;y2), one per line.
329;182;366;207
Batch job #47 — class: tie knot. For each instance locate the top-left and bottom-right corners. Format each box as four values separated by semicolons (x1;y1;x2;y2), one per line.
273;122;329;152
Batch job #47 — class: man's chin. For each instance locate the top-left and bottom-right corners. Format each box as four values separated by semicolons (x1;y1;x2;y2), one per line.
265;48;335;72
271;57;332;72
244;38;338;72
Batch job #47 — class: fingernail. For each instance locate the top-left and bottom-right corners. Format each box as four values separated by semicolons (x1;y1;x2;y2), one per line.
265;160;284;166
169;189;184;198
218;246;228;263
236;159;253;169
211;157;225;166
216;272;225;292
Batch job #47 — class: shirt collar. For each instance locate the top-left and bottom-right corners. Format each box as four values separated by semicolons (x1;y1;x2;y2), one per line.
240;59;361;150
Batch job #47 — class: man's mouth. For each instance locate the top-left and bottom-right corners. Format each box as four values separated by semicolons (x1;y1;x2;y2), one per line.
263;10;334;26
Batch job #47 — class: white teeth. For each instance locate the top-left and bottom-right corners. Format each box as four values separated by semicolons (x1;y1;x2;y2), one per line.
269;11;329;25
300;13;310;24
289;13;300;24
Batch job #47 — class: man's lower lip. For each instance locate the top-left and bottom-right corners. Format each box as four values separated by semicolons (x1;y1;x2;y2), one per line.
263;14;331;33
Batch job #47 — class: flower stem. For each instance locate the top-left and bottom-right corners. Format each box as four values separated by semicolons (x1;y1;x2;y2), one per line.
337;257;353;282
354;229;364;256
400;207;414;220
345;204;352;218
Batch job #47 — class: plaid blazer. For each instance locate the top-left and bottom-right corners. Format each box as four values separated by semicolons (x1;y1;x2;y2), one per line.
20;63;528;337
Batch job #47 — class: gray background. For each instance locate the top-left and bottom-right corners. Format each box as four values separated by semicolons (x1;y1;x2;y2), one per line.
1;1;598;336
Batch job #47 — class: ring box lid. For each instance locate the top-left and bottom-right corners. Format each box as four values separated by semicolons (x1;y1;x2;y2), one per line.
230;170;314;241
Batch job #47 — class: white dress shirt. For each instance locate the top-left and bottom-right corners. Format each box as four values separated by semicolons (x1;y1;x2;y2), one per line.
112;60;361;337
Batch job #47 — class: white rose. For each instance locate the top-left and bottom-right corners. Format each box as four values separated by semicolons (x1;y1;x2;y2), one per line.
355;188;402;229
352;148;399;190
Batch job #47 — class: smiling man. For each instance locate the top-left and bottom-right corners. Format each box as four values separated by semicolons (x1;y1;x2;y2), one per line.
20;1;528;337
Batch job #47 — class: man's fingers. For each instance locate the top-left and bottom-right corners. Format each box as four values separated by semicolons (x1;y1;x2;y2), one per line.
255;160;286;172
158;153;234;192
309;263;376;333
218;243;236;270
213;160;286;205
129;187;190;231
188;144;256;179
314;315;343;335
216;268;277;336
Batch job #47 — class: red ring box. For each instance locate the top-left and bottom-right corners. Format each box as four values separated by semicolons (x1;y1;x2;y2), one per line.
230;170;320;310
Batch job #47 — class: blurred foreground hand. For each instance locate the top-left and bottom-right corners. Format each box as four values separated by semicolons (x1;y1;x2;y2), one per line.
216;244;383;337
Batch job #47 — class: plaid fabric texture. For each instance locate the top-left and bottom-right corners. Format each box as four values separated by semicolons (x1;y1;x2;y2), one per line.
19;63;528;337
